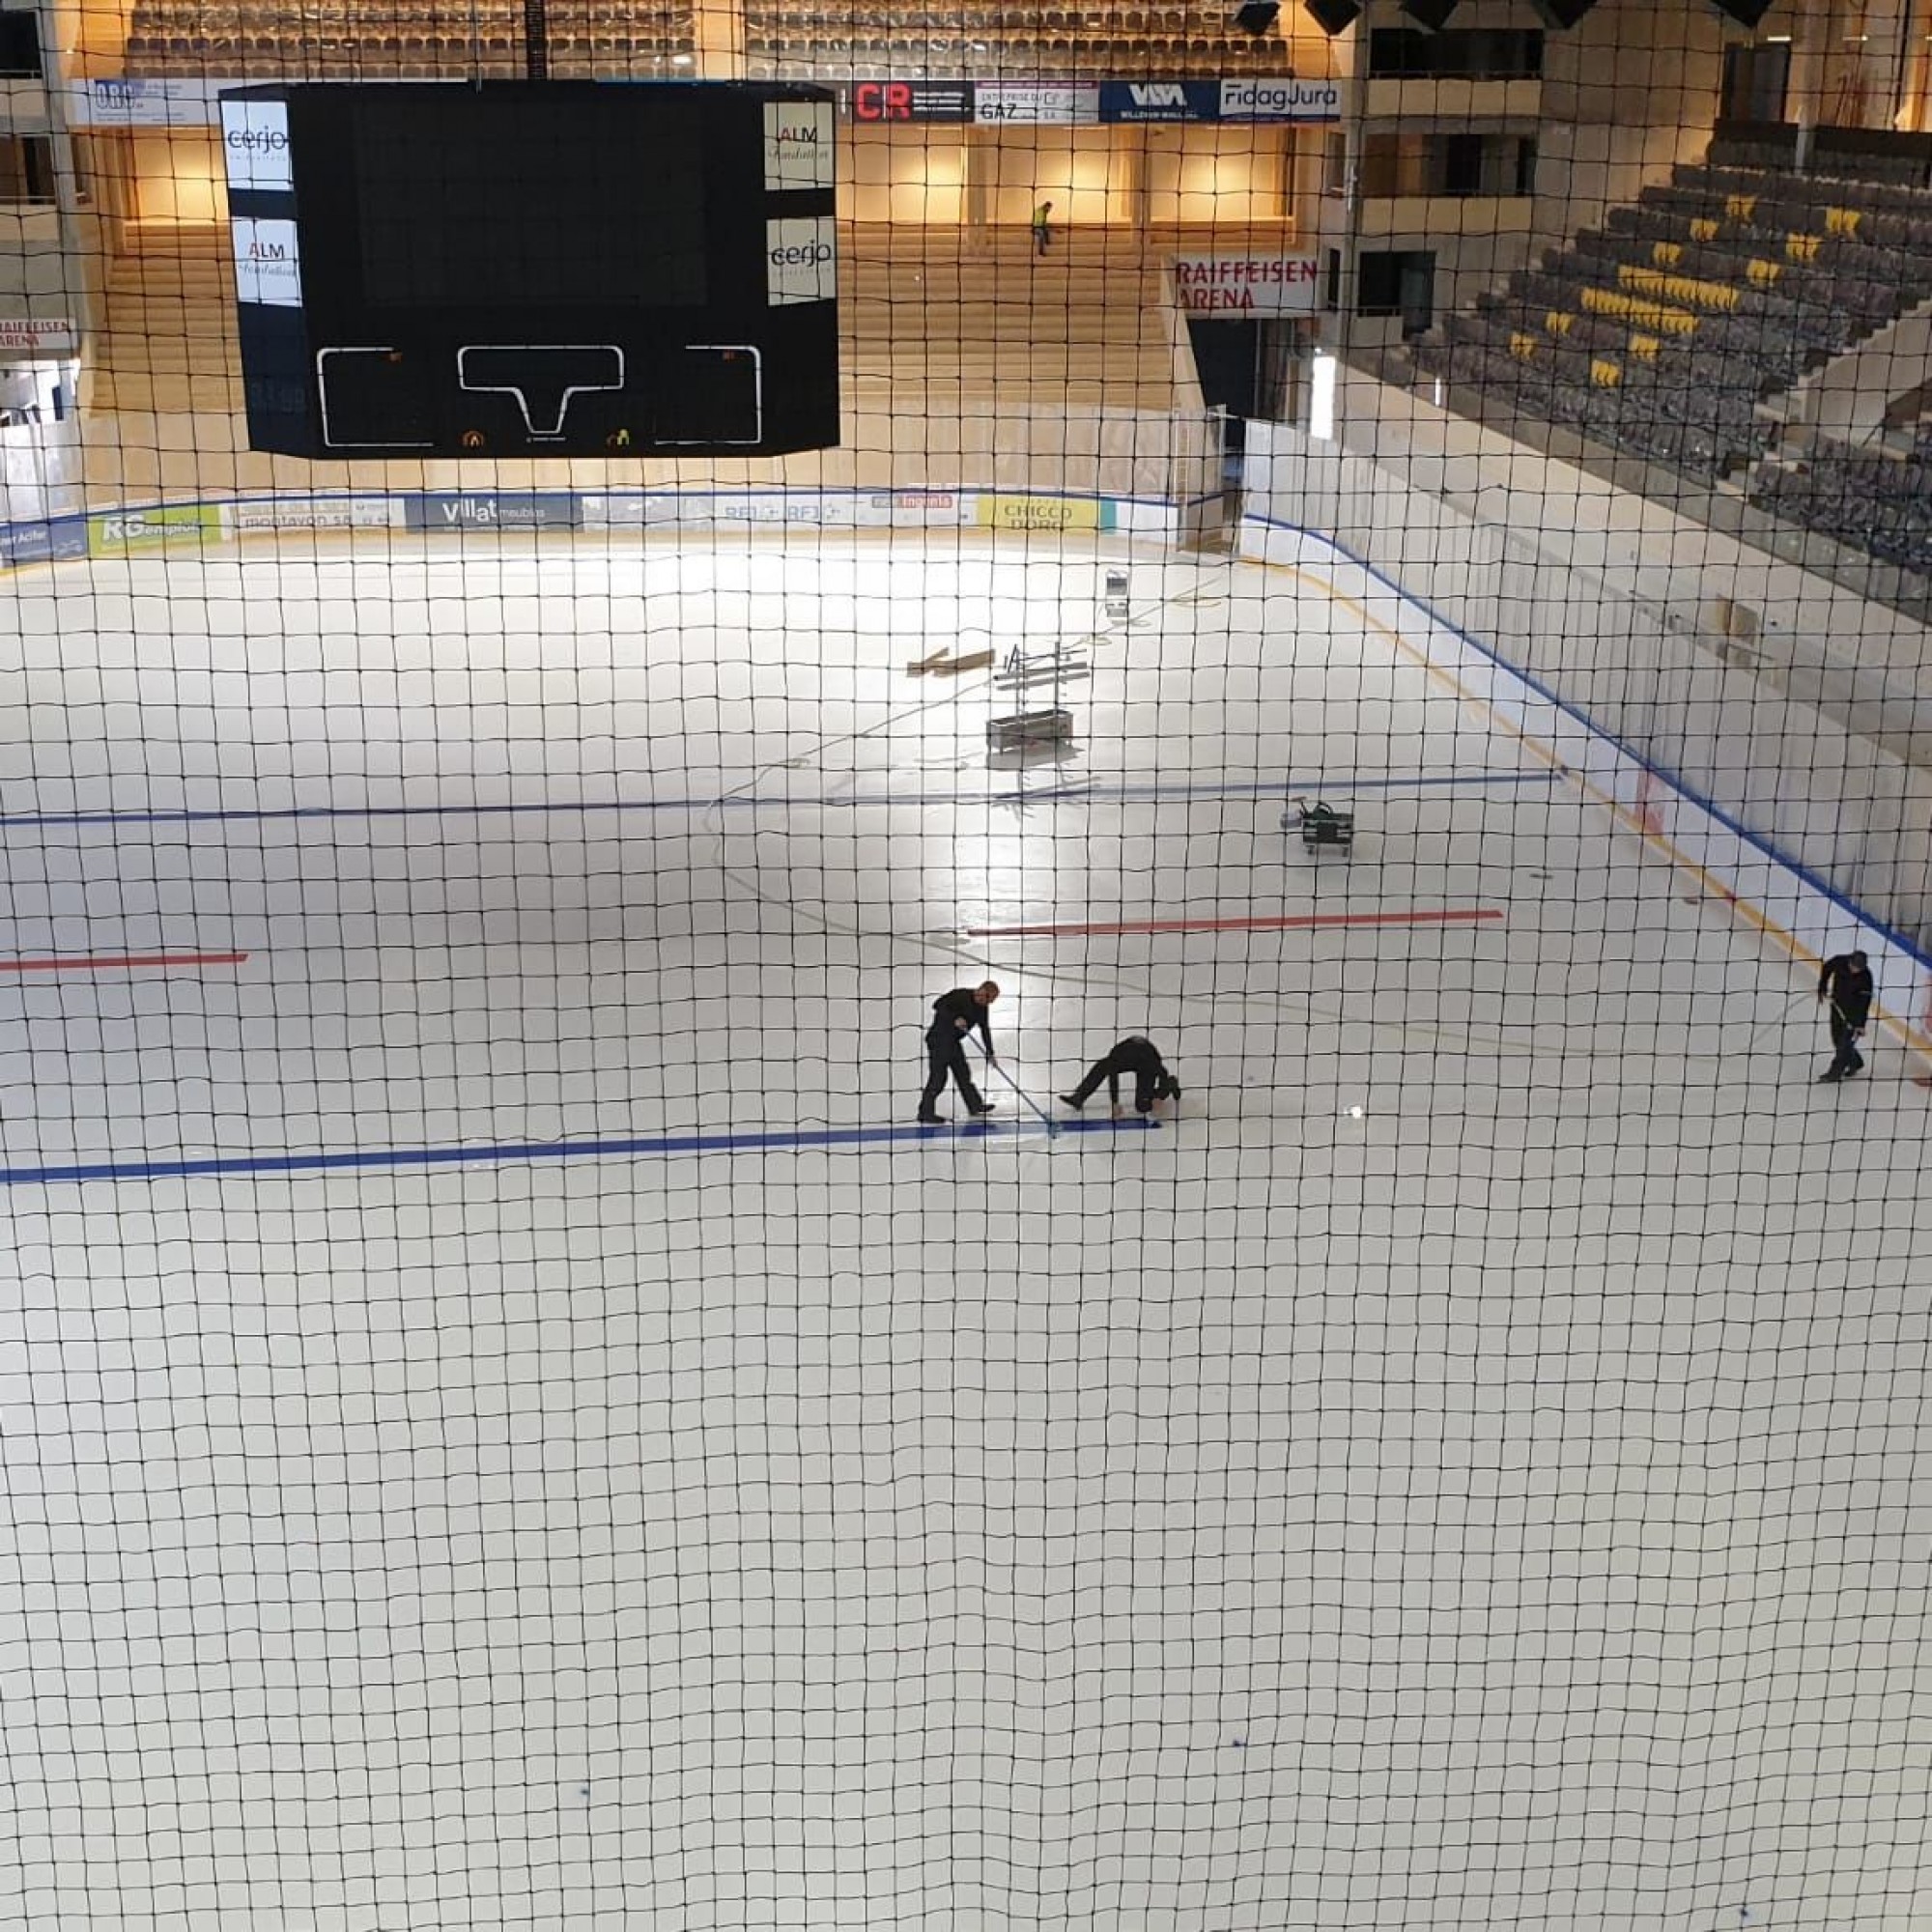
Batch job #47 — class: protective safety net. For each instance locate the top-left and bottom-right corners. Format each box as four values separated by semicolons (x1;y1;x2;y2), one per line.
3;4;1930;1930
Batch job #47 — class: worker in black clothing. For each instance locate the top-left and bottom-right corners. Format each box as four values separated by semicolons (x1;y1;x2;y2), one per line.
1818;950;1875;1082
918;981;1001;1123
1060;1037;1180;1118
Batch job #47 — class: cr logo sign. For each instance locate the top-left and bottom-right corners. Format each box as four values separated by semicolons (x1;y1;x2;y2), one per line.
853;81;913;120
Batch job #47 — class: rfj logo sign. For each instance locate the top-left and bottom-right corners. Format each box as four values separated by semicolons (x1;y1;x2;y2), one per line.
763;100;834;191
219;99;293;190
766;216;836;306
230;217;302;306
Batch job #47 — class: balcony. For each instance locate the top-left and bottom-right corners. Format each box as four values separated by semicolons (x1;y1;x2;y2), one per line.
1364;77;1543;122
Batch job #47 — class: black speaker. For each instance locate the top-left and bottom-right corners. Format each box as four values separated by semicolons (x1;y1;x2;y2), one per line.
1401;0;1460;26
1529;0;1596;26
1303;0;1359;33
1234;1;1282;29
1712;0;1772;24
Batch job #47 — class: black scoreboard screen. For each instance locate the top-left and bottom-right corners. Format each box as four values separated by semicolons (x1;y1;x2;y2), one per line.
220;81;839;460
348;91;713;311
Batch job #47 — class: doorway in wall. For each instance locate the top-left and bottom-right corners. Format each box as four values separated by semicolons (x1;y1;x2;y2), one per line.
1721;42;1791;124
1358;248;1436;338
1185;315;1258;467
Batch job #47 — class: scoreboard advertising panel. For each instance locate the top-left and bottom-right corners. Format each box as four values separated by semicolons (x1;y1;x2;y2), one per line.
82;73;1341;130
220;81;839;461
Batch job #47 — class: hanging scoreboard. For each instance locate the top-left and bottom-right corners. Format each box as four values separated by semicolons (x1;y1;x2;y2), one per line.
220;80;839;460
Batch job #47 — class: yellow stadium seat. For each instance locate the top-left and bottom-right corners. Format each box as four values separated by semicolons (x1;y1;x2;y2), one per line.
1616;264;1740;313
1579;286;1699;335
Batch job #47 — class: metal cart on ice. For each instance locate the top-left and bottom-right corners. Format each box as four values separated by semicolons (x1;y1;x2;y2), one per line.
1284;796;1354;856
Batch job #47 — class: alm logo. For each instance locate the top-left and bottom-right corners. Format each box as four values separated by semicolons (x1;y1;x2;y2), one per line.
231;217;301;304
764;102;833;187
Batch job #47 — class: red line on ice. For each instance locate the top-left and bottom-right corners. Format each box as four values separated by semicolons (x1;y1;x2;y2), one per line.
0;952;248;974
968;910;1502;937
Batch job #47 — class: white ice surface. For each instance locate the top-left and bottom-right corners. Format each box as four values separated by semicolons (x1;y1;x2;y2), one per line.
0;535;1926;1932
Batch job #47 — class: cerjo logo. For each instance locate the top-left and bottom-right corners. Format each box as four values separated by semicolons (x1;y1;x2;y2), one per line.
766;216;837;305
220;101;294;188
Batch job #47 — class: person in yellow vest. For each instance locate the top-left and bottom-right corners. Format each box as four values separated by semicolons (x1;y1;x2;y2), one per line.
1033;199;1055;257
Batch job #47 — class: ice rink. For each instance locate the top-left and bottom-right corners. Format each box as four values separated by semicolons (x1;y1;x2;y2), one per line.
2;531;1928;1932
